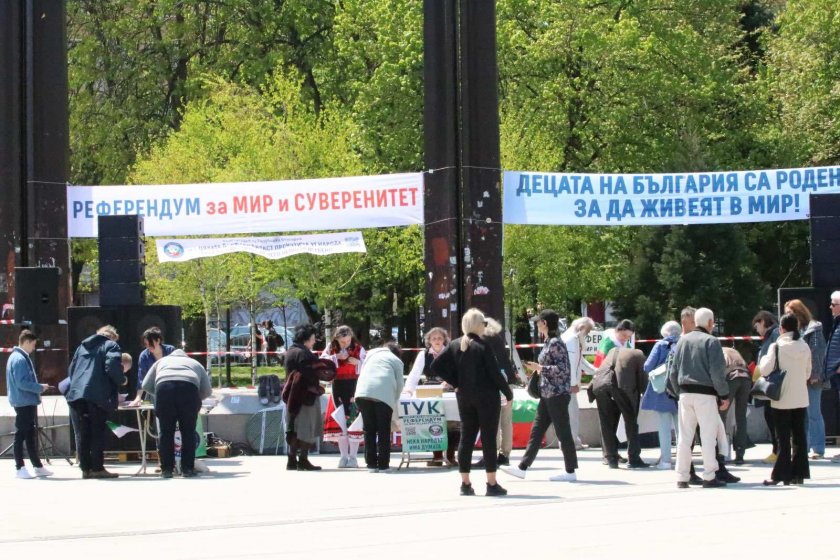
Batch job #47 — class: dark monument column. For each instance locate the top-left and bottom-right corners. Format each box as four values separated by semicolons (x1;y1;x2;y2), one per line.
423;0;504;337
0;0;71;390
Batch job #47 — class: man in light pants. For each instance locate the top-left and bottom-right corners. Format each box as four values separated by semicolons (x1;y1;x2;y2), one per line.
562;317;597;449
669;307;730;489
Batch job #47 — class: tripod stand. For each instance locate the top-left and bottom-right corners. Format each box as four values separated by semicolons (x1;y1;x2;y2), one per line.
0;405;74;466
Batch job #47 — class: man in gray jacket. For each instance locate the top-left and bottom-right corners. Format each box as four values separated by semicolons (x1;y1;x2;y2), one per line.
669;308;730;489
142;349;212;478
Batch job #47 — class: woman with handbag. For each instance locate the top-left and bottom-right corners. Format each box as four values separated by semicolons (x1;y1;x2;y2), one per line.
783;299;828;460
640;321;681;470
759;313;811;486
502;309;579;482
430;308;514;496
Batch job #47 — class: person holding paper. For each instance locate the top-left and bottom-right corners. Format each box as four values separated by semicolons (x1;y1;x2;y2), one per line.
322;325;366;468
6;330;52;479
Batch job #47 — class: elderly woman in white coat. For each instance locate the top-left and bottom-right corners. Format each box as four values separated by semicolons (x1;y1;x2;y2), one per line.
760;312;811;486
561;317;596;449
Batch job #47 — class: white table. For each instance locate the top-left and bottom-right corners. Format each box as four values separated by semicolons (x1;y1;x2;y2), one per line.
118;404;156;476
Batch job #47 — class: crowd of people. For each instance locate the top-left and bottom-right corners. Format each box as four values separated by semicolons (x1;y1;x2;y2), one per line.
6;290;840;496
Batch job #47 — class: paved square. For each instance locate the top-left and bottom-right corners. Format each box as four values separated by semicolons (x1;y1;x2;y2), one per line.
2;444;839;559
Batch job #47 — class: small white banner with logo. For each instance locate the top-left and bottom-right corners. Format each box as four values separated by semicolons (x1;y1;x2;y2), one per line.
156;232;367;263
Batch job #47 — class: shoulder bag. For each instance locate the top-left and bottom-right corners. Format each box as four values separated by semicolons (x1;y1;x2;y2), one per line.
750;343;786;401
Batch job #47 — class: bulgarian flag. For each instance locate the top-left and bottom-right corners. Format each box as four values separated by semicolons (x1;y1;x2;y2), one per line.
106;421;139;439
511;396;539;449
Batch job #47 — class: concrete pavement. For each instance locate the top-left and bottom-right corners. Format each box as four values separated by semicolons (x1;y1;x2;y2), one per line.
2;444;840;559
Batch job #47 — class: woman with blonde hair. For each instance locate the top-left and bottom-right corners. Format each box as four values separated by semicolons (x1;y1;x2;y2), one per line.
561;317;597;450
431;309;514;496
404;327;460;466
784;299;828;459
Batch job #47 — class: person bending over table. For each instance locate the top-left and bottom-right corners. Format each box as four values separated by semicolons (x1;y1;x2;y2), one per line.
142;349;212;478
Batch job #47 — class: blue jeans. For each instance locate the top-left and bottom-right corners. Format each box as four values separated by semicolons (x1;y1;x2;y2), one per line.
807;385;826;455
657;411;678;463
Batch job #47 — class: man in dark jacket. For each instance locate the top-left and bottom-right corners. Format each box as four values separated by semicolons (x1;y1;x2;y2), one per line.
66;325;125;479
592;346;649;469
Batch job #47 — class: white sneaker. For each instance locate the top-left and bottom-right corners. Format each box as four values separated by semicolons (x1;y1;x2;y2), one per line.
338;457;350;468
367;468;378;473
501;466;526;479
656;462;672;470
33;466;53;477
549;472;577;482
831;454;840;464
347;457;359;468
16;468;34;480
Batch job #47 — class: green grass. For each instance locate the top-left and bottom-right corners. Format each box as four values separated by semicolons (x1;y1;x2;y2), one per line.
206;364;286;388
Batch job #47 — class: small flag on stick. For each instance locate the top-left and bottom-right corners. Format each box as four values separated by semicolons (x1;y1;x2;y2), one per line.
106;421;139;438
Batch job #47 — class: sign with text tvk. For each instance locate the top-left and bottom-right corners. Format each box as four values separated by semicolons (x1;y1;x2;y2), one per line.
399;399;447;452
503;166;840;226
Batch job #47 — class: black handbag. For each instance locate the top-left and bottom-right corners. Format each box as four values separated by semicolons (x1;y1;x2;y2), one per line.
751;343;786;401
527;371;541;399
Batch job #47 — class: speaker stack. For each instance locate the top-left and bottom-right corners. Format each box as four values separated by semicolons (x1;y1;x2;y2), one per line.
13;267;59;325
98;215;146;306
778;193;840;436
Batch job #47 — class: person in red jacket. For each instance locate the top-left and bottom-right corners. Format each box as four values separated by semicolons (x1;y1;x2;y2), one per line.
322;326;366;467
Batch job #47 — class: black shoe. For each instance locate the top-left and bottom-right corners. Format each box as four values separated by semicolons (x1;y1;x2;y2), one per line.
702;478;727;488
497;453;510;466
486;482;508;496
734;457;745;466
286;460;298;471
297;461;322;471
160;470;173;479
460;483;476;496
472;458;486;468
763;479;781;486
716;470;741;484
617;455;628;464
607;462;619;469
677;481;690;489
790;478;804;485
627;461;650;469
182;469;198;478
689;474;704;486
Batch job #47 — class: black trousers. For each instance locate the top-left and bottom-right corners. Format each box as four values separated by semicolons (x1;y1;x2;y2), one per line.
457;391;501;474
69;399;108;472
14;405;43;469
155;381;201;472
771;407;809;483
722;377;752;453
356;398;393;469
332;378;357;413
521;393;578;473
594;386;641;464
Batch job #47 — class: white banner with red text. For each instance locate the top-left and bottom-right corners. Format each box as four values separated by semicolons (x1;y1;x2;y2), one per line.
155;232;367;263
67;173;424;237
503;166;840;226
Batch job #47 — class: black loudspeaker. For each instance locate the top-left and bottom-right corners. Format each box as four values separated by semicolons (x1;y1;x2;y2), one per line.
810;194;840;288
98;215;144;238
14;267;59;324
98;214;145;304
99;236;145;262
778;287;840;436
100;260;145;285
